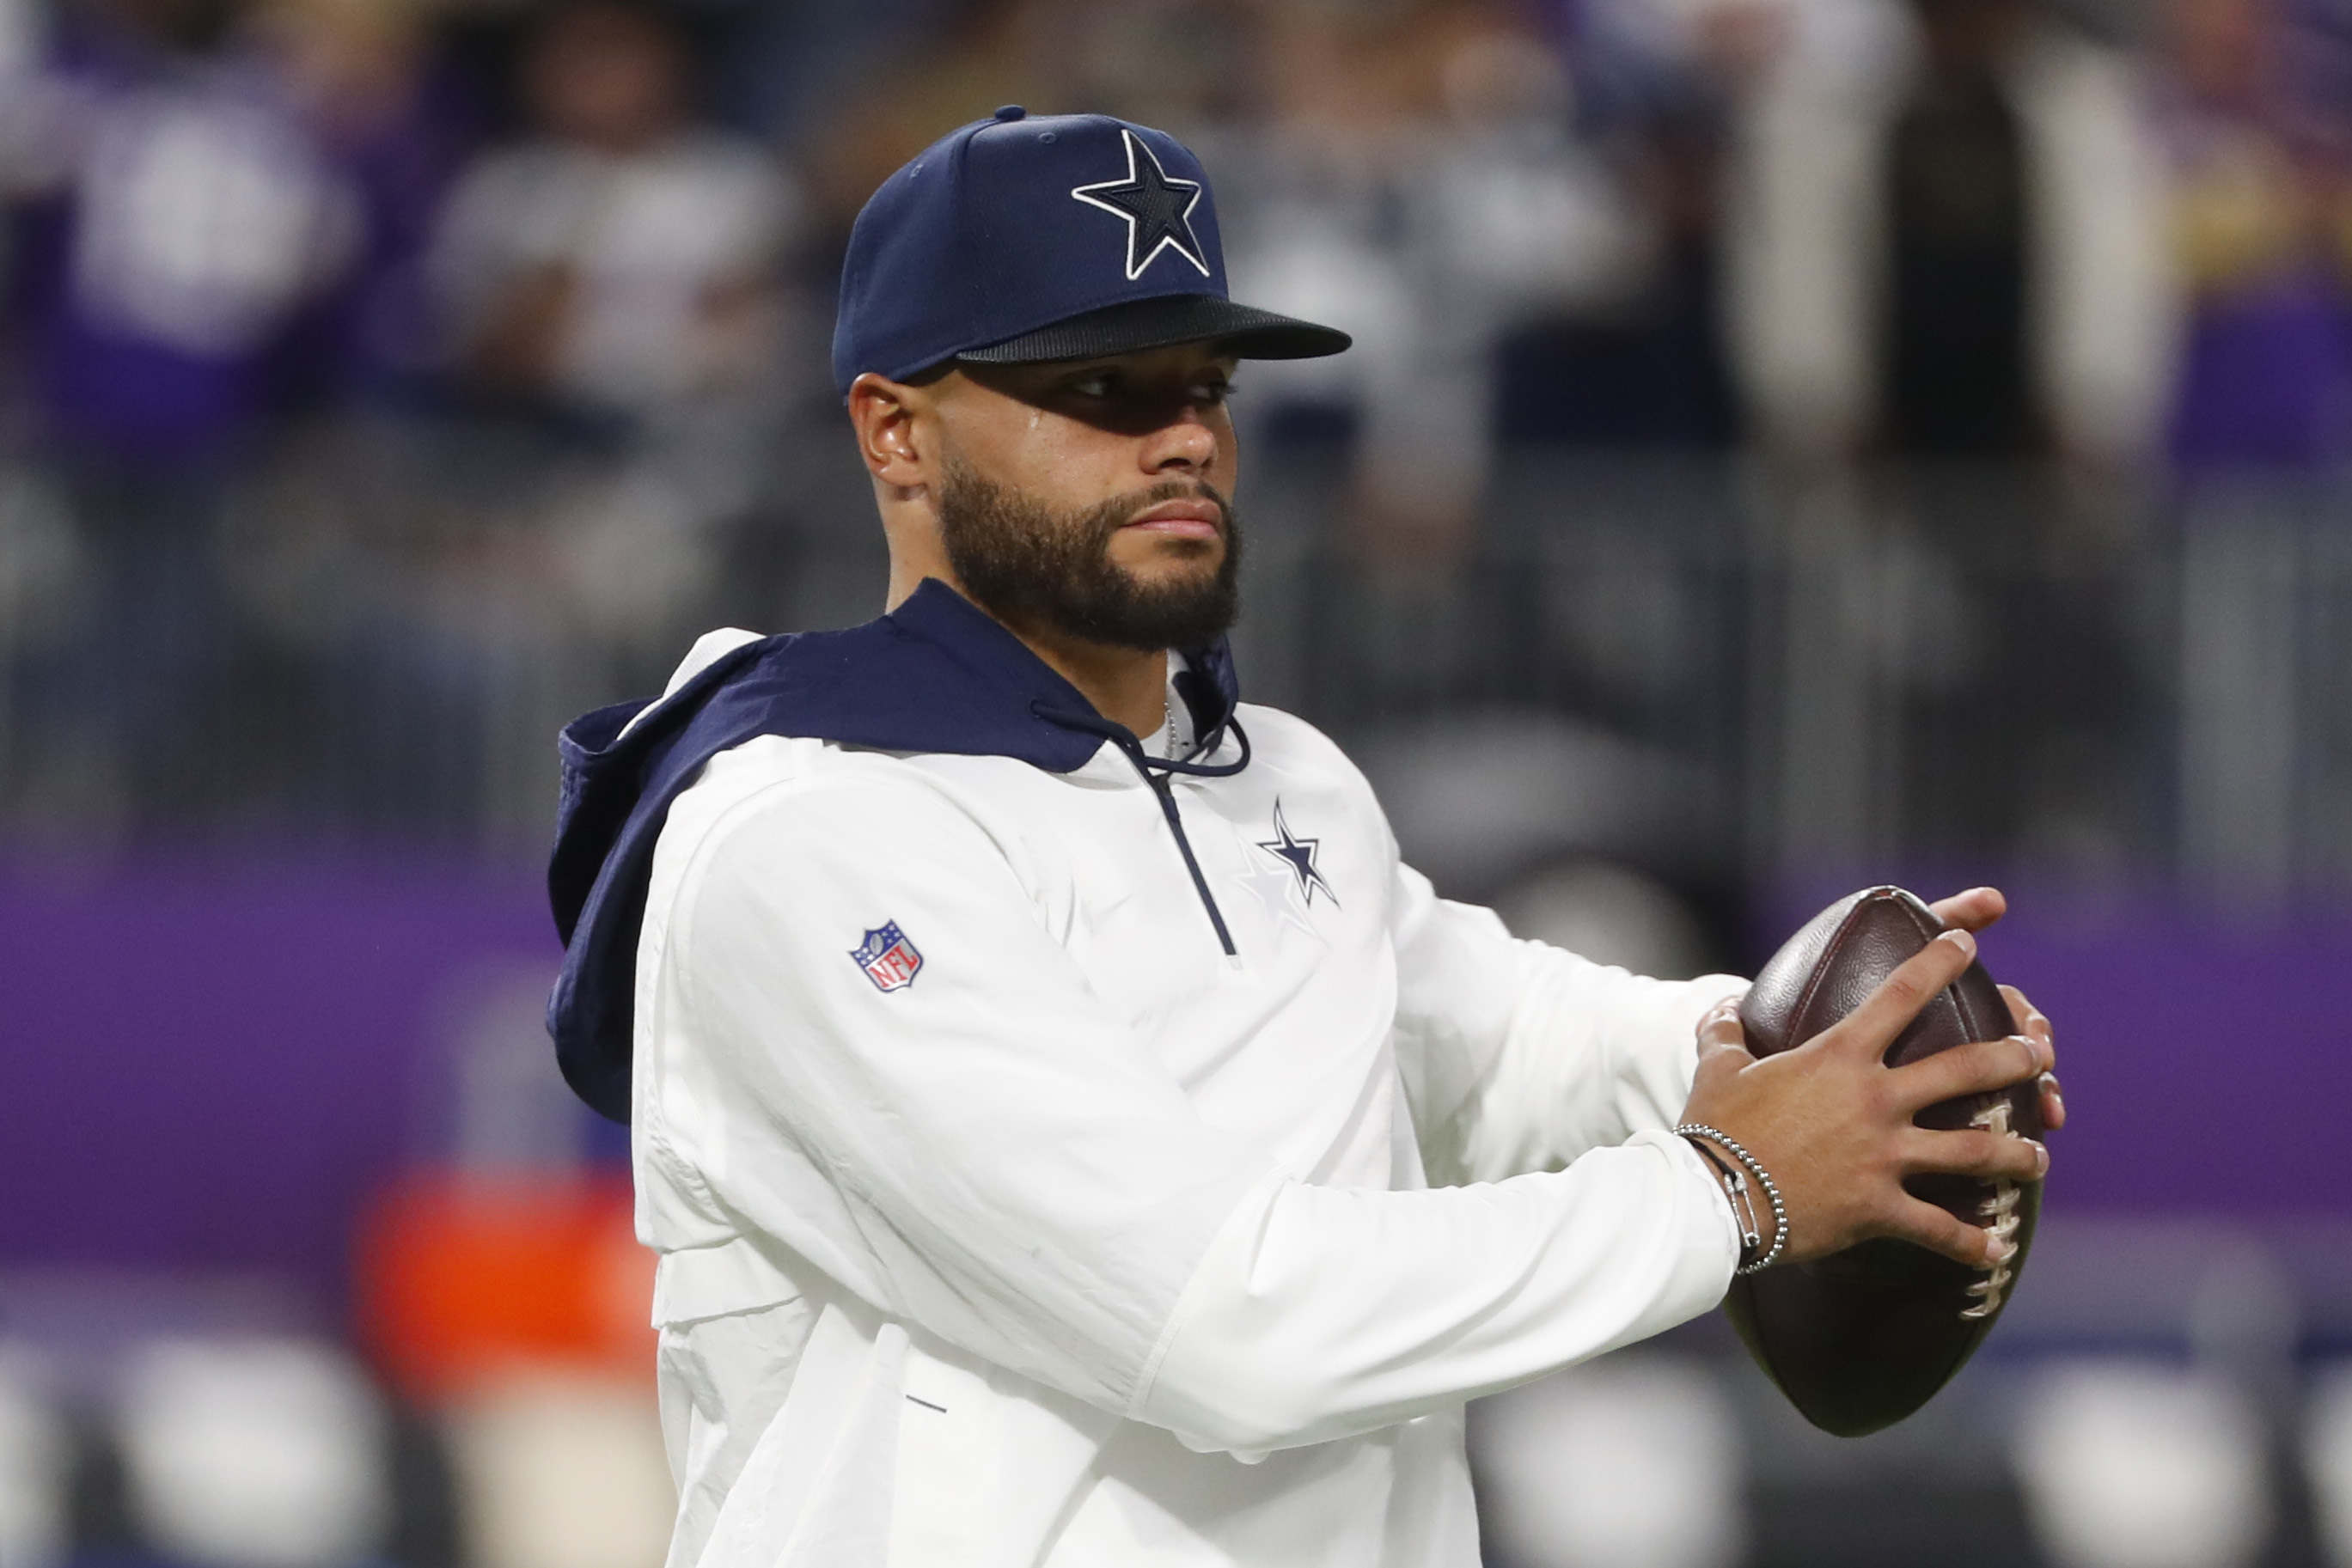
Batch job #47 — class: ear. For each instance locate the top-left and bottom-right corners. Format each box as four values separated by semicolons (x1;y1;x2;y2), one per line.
847;372;932;491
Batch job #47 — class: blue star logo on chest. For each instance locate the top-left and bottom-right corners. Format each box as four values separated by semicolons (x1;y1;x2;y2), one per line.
1257;801;1337;906
1233;798;1339;939
1071;128;1212;281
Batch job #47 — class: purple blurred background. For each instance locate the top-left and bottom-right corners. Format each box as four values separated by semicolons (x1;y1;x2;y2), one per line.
7;866;2344;1310
2;862;558;1305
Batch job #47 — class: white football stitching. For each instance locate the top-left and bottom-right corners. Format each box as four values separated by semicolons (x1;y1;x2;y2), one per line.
1961;1095;2020;1320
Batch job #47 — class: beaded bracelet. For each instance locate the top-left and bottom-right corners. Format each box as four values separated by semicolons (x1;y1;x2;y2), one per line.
1675;1123;1789;1274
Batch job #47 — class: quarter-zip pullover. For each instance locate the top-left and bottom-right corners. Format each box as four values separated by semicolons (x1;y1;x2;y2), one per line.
545;581;1744;1568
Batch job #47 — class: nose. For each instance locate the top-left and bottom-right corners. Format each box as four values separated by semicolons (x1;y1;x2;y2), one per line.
1141;407;1220;477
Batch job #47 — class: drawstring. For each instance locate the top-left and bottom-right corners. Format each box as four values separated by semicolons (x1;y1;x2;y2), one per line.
1153;678;1249;778
1032;701;1250;956
1147;719;1252;779
1033;703;1252;778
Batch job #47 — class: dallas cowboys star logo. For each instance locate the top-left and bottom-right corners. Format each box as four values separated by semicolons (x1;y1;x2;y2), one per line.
1255;799;1337;909
1070;128;1211;281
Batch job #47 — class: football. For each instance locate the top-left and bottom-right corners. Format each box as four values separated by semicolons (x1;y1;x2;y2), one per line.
1724;886;2043;1437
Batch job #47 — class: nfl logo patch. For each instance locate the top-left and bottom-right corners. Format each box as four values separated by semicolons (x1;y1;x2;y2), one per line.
850;921;923;992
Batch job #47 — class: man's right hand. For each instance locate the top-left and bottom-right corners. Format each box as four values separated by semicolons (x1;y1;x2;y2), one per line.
1679;928;2051;1268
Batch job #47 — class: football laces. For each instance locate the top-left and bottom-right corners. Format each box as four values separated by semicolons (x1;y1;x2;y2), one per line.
1961;1095;2023;1320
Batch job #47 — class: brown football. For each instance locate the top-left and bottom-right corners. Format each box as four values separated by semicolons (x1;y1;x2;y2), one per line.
1724;886;2042;1437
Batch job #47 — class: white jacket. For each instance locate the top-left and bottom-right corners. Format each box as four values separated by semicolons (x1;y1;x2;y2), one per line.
620;616;1743;1568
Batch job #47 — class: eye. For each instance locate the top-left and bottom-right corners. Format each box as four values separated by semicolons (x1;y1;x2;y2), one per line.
1198;375;1237;406
1066;369;1118;399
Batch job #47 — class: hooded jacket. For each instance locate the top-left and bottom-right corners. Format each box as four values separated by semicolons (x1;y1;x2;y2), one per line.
548;579;1244;1124
545;580;1744;1568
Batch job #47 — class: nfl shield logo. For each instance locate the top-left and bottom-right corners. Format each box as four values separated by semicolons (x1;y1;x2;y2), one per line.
850;921;923;992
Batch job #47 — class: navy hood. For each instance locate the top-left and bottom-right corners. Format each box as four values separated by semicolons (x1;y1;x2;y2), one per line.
546;578;1242;1123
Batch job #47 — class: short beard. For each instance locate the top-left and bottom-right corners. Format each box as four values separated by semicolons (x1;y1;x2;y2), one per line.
935;457;1243;653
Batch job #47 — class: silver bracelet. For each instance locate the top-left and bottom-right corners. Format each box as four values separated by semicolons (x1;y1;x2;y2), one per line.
1675;1123;1789;1274
1683;1134;1763;1260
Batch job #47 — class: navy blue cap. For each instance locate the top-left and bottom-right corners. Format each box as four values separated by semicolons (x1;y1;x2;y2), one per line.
831;106;1350;395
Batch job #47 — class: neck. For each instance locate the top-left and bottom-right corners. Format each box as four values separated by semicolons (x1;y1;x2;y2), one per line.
1017;627;1169;739
887;567;1169;736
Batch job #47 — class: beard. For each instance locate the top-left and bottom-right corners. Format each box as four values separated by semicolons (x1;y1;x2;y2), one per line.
935;456;1243;652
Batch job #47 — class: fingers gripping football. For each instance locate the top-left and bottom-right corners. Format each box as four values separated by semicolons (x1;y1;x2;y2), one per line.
1923;887;2068;1130
1894;1195;2018;1270
2001;981;2067;1131
1903;1124;2048;1183
1925;885;2007;933
1891;1033;2050;1115
1682;930;2046;1268
1824;930;1978;1065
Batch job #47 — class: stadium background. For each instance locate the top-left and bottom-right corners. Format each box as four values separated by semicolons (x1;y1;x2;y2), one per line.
2;0;2349;1563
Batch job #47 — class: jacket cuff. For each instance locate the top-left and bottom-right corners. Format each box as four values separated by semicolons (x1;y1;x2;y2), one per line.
1642;1127;1743;1301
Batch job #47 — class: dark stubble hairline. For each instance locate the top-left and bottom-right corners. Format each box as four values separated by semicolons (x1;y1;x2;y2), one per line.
934;454;1243;655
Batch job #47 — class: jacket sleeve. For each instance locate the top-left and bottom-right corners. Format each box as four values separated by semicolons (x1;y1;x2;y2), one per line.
1384;856;1749;1187
651;766;1735;1456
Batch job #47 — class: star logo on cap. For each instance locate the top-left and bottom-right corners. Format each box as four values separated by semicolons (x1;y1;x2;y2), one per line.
1071;128;1211;281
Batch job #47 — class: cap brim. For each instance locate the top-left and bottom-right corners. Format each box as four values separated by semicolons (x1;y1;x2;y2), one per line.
956;294;1351;365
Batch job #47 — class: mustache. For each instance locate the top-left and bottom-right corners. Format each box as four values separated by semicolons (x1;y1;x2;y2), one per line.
1091;479;1234;538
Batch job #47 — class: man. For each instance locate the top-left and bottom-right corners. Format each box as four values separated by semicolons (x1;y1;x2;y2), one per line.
546;107;2062;1568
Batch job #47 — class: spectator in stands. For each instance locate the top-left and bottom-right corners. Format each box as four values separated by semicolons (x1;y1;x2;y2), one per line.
2154;0;2352;892
793;0;1069;247
1490;0;1746;450
3;0;359;830
1713;0;2178;863
1216;0;1645;564
2158;0;2352;469
431;0;794;428
254;0;476;407
1720;0;2177;475
429;0;800;653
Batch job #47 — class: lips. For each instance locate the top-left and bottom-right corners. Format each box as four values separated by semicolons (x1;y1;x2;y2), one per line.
1121;497;1225;541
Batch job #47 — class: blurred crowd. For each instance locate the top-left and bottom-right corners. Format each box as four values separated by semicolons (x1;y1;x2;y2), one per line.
0;0;2349;860
7;6;2352;1565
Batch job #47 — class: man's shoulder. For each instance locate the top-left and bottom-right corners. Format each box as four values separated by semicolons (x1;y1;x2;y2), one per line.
669;736;976;850
664;734;1072;893
1233;700;1337;753
1235;702;1379;795
650;741;1057;958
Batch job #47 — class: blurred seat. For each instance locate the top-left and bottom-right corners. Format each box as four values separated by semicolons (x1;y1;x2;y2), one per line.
0;1349;67;1568
357;1174;670;1567
1492;858;1714;980
443;1370;673;1568
2012;1360;2270;1568
1351;711;1726;901
117;1337;388;1568
2306;1363;2352;1568
1470;1354;1744;1568
356;1173;651;1404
